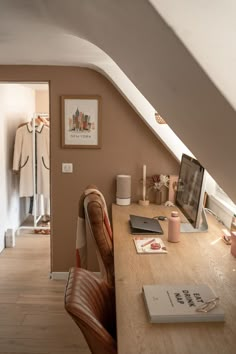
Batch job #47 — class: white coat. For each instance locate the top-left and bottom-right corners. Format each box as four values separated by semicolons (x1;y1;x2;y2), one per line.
13;122;50;197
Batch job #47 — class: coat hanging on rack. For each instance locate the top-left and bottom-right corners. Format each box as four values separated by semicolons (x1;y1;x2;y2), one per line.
13;121;50;197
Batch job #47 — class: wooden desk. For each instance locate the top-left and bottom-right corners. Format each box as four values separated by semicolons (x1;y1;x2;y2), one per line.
112;203;236;354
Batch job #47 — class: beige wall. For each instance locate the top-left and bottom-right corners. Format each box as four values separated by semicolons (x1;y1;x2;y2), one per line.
35;90;49;114
0;66;179;272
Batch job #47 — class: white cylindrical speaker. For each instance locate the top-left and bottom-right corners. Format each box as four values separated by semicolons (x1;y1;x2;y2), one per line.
116;175;131;206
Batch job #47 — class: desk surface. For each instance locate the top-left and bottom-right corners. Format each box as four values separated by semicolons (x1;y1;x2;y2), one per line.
112;203;236;354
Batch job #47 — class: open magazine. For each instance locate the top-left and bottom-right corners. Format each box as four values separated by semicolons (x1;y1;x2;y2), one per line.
133;237;167;254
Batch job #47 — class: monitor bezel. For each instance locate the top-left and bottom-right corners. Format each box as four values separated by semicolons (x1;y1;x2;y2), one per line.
175;154;206;229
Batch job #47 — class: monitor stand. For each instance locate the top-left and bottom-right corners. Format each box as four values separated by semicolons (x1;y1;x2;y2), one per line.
180;208;208;233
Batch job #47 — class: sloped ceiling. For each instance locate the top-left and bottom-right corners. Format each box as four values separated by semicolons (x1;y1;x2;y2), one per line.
150;0;236;112
0;0;235;202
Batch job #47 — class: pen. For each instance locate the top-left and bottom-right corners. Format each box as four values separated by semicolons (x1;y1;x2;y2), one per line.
196;297;220;313
141;238;155;248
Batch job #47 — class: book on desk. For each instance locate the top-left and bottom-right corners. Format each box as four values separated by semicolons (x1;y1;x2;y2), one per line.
142;284;225;323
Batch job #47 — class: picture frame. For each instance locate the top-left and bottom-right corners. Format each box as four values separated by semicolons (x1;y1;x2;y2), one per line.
61;95;101;148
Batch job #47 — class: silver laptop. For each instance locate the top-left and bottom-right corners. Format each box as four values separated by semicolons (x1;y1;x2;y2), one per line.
129;214;163;235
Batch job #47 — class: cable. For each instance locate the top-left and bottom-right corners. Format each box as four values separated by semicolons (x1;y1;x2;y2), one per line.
204;208;226;226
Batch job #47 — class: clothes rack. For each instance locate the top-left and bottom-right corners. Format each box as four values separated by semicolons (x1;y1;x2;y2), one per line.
16;112;50;234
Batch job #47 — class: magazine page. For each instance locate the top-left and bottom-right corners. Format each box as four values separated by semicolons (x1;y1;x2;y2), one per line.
133;237;167;254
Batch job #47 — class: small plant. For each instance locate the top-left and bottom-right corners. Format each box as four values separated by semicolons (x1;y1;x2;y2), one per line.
147;174;170;191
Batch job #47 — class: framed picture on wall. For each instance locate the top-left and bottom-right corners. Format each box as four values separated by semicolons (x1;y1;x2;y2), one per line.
61;95;101;148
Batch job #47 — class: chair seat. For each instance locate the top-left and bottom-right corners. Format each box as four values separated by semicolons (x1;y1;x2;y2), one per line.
65;267;117;354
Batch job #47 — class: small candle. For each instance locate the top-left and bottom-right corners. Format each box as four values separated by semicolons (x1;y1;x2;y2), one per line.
143;165;146;201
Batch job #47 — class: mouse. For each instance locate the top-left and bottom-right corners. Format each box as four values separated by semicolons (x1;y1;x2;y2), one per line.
157;216;167;221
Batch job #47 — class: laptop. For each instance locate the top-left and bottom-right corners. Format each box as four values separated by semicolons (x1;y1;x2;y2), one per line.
129;214;163;235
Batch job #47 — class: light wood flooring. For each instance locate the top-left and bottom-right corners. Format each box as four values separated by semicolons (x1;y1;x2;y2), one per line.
0;232;90;354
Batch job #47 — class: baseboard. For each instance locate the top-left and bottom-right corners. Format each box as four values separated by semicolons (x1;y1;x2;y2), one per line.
50;271;101;280
50;272;69;280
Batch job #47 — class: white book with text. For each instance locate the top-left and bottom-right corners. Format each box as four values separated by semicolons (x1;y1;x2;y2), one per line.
142;284;225;323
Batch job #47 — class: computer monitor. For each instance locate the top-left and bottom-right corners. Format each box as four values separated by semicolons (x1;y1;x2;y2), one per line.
175;154;208;233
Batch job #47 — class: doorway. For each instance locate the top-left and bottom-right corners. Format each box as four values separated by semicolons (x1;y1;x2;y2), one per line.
0;81;51;272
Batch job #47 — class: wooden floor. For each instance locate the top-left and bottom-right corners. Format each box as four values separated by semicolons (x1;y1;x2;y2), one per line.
0;232;90;354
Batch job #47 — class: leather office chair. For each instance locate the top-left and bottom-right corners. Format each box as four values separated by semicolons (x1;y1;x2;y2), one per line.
64;267;117;354
78;185;114;286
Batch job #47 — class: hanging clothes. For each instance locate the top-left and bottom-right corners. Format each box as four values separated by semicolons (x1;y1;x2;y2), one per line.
13;122;50;197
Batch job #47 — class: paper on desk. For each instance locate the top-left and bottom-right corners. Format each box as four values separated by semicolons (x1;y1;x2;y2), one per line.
133;237;167;254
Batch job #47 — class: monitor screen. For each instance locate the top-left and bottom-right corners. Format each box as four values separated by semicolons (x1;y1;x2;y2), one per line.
175;154;208;232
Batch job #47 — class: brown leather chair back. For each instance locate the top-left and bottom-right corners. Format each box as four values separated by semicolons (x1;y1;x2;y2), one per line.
84;192;114;286
65;267;117;354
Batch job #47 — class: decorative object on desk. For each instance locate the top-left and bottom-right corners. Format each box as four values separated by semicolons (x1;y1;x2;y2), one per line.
139;165;149;206
155;112;167;124
168;211;180;242
231;231;236;257
230;213;236;233
221;228;231;245
168;175;178;203
155;189;162;205
116;175;131;206
61;95;101;148
133;237;167;254
147;174;170;205
164;200;175;207
142;284;225;323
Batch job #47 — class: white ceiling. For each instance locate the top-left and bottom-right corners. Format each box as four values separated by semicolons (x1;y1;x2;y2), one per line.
0;0;192;160
1;0;235;109
150;0;236;111
0;0;235;202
